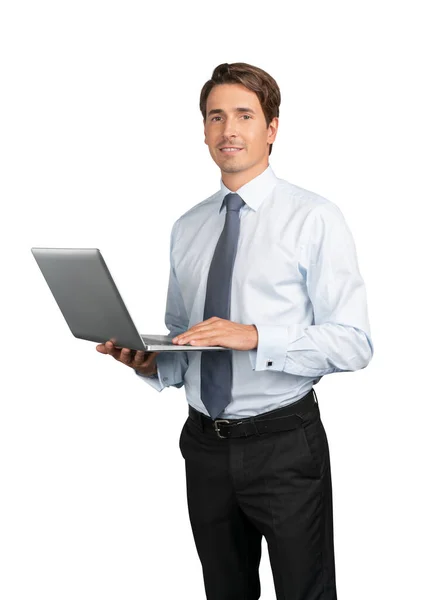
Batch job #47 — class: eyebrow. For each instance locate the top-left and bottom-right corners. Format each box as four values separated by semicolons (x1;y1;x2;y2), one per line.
207;107;256;117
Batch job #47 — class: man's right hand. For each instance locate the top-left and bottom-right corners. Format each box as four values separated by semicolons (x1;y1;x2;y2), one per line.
96;340;160;376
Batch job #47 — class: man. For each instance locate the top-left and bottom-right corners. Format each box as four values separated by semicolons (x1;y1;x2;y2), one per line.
97;62;373;600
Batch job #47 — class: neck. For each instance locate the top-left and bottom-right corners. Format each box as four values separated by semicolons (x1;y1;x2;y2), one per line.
221;159;269;192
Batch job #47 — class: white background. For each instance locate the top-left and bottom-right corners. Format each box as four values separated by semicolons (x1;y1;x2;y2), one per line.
1;1;431;598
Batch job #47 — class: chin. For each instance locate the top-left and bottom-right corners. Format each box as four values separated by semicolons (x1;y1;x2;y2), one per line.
220;164;245;174
215;157;248;173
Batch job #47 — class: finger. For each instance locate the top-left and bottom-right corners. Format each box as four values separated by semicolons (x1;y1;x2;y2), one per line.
186;333;220;346
189;339;216;346
119;348;133;364
105;341;118;357
174;325;207;342
185;320;218;334
139;350;159;365
136;351;161;369
132;350;147;366
175;324;218;344
107;343;128;361
173;320;217;341
96;344;108;353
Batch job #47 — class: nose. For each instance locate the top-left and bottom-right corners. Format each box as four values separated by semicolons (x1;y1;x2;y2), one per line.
222;116;239;138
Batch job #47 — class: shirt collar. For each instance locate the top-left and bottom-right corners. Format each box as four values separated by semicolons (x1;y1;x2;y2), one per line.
218;164;279;213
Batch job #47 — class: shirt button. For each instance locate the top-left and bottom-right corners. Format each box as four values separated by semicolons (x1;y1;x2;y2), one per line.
163;377;168;382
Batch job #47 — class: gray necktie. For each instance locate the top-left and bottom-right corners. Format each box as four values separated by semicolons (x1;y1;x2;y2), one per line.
200;192;245;419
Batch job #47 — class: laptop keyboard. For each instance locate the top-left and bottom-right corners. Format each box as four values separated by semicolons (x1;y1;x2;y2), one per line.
141;335;174;345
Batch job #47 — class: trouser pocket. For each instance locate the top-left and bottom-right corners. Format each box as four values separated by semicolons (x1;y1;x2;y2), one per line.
178;418;189;458
299;414;326;477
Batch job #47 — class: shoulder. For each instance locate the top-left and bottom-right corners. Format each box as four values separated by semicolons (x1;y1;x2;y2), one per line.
274;177;339;214
270;178;352;258
172;191;221;235
275;177;348;228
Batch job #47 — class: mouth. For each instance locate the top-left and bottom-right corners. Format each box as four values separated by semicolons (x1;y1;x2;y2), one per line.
219;147;244;155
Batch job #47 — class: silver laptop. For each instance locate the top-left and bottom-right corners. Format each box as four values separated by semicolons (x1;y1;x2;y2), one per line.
31;248;229;353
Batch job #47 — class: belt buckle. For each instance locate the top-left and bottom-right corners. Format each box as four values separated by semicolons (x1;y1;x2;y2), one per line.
214;419;230;439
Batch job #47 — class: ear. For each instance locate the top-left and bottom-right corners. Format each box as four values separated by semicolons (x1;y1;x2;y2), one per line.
204;117;208;146
267;117;279;144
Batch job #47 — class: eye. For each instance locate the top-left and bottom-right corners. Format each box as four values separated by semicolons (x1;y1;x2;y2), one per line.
242;115;251;120
211;116;222;122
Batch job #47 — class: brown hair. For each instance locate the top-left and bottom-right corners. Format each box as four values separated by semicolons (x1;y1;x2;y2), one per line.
199;62;281;156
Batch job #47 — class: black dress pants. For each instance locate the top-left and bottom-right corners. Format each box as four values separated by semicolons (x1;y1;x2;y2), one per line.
178;389;337;600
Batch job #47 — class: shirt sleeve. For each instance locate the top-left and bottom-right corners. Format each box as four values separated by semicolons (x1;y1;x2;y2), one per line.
135;219;190;390
248;202;374;375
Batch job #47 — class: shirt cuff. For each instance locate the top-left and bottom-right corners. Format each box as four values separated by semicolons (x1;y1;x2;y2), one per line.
248;324;305;371
134;351;186;390
134;354;166;392
135;368;164;391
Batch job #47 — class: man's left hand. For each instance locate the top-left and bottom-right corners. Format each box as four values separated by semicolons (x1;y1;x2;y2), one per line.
172;317;258;351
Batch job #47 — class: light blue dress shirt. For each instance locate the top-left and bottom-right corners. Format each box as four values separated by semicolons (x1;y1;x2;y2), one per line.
136;164;374;419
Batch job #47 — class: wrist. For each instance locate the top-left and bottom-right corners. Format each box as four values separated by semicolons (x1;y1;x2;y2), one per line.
249;324;258;350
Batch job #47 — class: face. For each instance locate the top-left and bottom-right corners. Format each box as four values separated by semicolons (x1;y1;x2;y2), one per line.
204;83;278;187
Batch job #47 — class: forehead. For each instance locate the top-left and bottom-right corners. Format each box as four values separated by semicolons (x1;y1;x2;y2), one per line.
206;83;262;113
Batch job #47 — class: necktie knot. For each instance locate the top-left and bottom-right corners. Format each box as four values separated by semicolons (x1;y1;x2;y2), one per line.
224;192;245;213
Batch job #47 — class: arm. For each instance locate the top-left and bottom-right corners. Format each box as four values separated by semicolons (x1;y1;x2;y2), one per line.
249;202;374;376
136;219;190;390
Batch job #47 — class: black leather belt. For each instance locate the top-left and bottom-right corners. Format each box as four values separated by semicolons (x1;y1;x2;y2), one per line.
188;388;318;439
